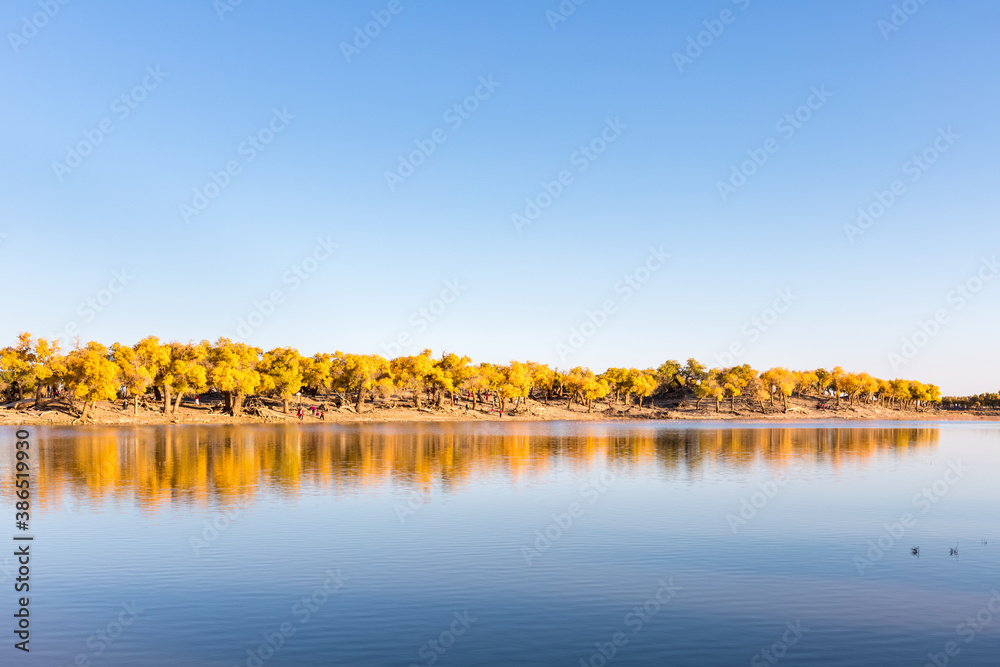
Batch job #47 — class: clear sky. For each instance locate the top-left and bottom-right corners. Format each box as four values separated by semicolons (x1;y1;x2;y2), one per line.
1;0;997;395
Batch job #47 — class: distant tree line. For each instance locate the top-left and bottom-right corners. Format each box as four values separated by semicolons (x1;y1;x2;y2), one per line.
941;393;1000;410
0;333;948;420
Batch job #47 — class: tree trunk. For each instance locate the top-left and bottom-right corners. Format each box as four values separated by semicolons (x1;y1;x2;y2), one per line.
413;388;421;408
566;393;573;409
782;393;788;413
153;386;162;401
229;392;244;416
282;397;290;414
174;392;183;413
715;398;720;413
730;396;736;412
81;400;93;421
133;394;139;415
356;388;365;412
162;385;172;414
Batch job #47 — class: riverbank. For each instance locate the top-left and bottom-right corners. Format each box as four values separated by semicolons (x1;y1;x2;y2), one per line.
0;394;994;426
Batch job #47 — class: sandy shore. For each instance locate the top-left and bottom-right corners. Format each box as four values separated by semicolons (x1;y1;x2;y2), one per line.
0;394;994;426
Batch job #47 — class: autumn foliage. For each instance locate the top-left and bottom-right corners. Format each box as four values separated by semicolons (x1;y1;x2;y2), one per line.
0;333;955;420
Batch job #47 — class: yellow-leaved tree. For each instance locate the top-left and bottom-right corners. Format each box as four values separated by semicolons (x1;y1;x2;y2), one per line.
127;336;171;413
527;362;556;404
390;350;437;408
499;361;533;414
33;337;65;401
436;352;473;406
65;342;120;420
209;338;263;416
581;373;611;413
303;352;334;402
0;332;36;402
633;369;658;408
259;347;305;413
761;367;797;412
704;368;726;412
112;342;155;415
165;341;210;413
464;363;494;411
343;354;393;411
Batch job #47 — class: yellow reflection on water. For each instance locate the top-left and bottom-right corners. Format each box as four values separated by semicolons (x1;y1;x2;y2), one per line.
12;425;938;511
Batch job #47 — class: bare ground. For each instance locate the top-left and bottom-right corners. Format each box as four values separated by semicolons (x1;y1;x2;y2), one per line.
0;393;994;427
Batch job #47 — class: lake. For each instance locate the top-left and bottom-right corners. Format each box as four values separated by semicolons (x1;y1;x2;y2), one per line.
3;421;1000;666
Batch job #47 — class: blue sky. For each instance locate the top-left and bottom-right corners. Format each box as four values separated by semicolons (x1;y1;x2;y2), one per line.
1;0;997;394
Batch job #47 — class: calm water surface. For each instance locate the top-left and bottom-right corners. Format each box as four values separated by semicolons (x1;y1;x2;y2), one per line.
3;421;1000;666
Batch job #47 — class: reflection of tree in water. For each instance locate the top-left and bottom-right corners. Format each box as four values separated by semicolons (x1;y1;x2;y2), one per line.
19;425;938;510
653;427;939;474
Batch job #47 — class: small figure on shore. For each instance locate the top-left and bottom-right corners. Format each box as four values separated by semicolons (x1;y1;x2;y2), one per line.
320;410;325;420
195;395;200;406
